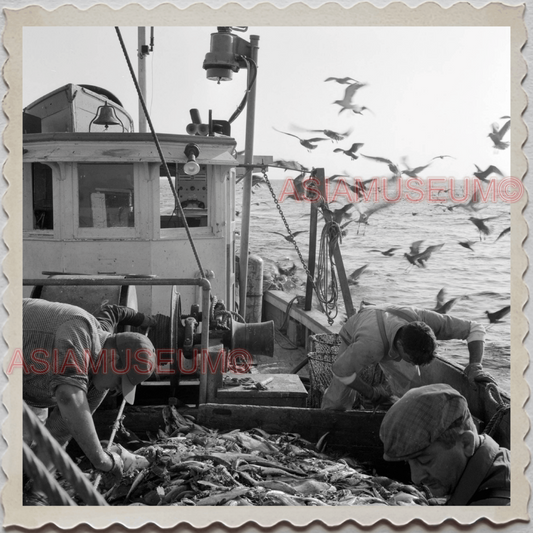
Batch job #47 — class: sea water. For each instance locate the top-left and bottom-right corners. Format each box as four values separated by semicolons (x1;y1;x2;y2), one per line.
162;177;511;392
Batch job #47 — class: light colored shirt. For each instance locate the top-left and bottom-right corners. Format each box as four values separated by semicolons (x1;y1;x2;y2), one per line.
333;304;485;396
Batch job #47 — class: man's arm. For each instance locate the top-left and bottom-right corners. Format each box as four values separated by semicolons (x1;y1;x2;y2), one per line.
414;308;493;385
51;384;113;471
94;304;155;333
346;375;374;397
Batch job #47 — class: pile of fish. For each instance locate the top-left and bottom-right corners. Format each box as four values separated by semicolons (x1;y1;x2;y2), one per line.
87;405;444;506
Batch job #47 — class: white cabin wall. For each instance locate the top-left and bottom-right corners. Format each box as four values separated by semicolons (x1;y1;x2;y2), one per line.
23;132;237;317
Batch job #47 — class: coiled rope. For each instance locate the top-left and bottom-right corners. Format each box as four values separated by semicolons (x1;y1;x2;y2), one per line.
315;219;341;321
23;402;108;505
483;383;510;438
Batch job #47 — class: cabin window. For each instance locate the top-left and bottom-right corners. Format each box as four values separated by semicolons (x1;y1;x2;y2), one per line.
78;163;134;228
32;163;54;230
160;163;208;229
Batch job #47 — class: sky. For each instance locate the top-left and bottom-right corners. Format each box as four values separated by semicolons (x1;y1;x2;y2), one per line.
23;26;511;182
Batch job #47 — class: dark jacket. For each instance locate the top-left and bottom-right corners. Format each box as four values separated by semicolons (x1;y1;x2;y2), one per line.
446;434;510;506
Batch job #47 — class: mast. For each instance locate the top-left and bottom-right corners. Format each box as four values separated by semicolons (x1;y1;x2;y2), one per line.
238;34;259;319
138;27;148;133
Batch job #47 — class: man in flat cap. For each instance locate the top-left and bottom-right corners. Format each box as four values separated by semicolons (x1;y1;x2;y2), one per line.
22;298;158;500
379;384;510;505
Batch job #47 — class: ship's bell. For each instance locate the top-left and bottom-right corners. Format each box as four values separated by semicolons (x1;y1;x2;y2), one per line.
92;103;121;128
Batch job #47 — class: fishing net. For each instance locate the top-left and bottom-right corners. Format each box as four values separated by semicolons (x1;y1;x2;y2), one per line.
307;334;341;408
307;333;388;408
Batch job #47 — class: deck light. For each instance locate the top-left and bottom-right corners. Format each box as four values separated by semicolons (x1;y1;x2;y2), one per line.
203;27;251;83
183;143;201;176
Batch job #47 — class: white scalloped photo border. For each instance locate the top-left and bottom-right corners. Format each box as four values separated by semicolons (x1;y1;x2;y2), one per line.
1;2;528;529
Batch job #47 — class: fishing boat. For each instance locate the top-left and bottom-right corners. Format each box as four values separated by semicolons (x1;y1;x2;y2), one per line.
22;28;510;489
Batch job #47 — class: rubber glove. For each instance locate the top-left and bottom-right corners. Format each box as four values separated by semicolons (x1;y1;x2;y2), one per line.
369;384;395;408
464;363;497;386
101;451;124;488
109;443;150;473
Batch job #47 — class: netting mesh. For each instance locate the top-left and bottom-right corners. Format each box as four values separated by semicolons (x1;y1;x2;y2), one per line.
307;334;341;408
307;333;388;408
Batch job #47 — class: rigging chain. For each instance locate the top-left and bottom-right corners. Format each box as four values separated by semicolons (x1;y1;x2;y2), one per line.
261;167;338;325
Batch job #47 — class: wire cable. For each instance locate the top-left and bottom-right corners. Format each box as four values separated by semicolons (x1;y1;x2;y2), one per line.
115;27;207;278
228;56;257;124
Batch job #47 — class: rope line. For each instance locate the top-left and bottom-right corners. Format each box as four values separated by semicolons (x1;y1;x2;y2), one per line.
115;27;206;277
315;220;341;322
23;442;76;506
279;295;299;335
483;384;510;438
23;402;108;505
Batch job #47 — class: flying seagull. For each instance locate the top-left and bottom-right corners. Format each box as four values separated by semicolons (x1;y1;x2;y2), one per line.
435;294;468;314
333;82;368;115
368;247;401;256
329;174;374;198
468;215;501;240
404;243;444;268
333;142;365;160
354;202;392;234
455;193;485;213
321;203;355;225
488;119;510;150
284;171;308;201
361;154;402;177
434;288;469;314
401;162;433;178
495;227;510;242
295;126;353;142
473;164;504;182
458;240;476;252
271;160;310;172
270;230;307;242
325;76;360;84
486;305;511;323
272;127;328;151
348;264;369;285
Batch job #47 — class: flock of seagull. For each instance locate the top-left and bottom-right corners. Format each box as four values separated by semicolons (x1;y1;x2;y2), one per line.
242;74;511;325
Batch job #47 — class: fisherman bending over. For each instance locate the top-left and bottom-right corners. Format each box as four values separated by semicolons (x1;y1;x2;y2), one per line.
321;304;494;410
23;298;158;501
380;384;510;505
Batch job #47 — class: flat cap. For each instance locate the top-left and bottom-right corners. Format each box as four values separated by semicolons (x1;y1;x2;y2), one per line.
380;384;469;461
